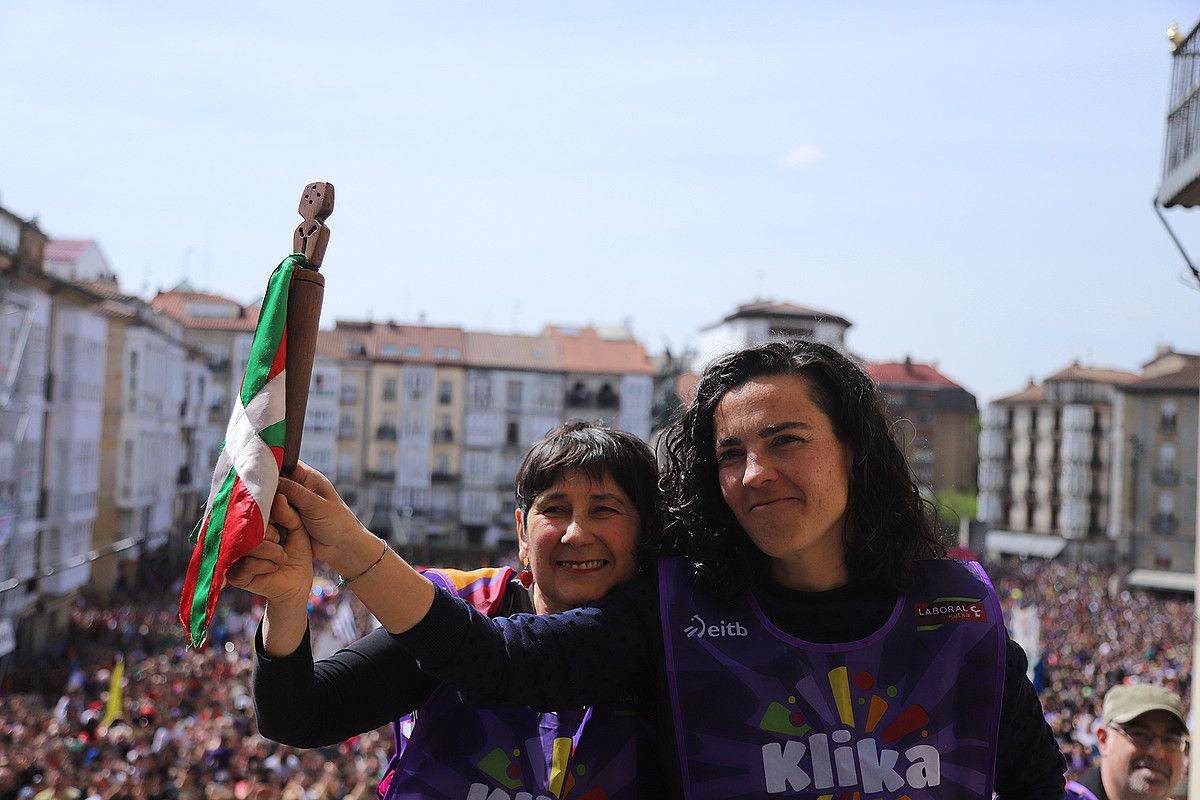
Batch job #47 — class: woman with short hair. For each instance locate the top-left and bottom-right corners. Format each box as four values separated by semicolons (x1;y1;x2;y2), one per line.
236;420;663;798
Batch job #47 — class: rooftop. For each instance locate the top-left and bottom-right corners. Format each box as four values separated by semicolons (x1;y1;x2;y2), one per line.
719;299;852;328
866;358;965;390
1043;361;1138;385
545;325;656;375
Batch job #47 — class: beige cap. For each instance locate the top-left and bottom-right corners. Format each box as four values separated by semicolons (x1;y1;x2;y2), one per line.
1102;684;1187;730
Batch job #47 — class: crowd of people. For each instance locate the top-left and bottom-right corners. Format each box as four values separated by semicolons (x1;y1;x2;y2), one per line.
0;555;1192;795
989;557;1193;779
0;582;392;800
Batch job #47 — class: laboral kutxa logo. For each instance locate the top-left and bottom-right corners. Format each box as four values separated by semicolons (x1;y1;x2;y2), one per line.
913;595;988;631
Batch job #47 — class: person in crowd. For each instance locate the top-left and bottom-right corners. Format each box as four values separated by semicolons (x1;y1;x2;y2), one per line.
264;339;1066;798
230;420;663;798
1064;683;1189;800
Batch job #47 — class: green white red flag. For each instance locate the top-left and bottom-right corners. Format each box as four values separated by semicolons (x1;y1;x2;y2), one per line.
179;255;300;648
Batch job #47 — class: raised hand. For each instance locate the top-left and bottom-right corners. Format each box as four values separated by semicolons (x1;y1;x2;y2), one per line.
274;461;375;575
225;494;315;607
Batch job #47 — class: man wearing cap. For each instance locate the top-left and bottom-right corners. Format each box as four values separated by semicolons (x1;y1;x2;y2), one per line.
1066;684;1189;800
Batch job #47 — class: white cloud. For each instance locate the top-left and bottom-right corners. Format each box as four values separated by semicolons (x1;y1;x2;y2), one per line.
782;144;824;168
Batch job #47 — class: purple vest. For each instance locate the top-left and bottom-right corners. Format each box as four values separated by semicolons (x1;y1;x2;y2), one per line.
660;558;1006;799
1064;780;1101;800
379;571;640;800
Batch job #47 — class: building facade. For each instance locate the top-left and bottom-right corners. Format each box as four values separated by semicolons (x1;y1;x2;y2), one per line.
693;300;852;371
978;362;1137;559
867;357;978;495
1109;348;1199;588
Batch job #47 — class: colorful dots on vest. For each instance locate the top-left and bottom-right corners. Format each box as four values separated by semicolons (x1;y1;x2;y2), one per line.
476;747;523;790
854;670;874;690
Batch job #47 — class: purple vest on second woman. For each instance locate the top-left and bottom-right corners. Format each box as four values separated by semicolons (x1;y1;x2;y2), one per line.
659;558;1006;799
1063;780;1101;800
379;569;640;800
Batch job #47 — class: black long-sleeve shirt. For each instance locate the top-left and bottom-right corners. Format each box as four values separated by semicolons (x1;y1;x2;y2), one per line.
395;567;1067;798
253;574;535;747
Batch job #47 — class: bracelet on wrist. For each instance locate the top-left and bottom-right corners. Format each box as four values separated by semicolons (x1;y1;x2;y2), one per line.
336;538;389;588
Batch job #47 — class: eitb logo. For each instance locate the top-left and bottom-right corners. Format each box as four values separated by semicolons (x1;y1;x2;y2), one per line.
684;614;749;639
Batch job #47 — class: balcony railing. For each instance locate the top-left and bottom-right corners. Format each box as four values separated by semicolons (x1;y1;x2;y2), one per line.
1159;19;1200;206
1153;513;1179;535
1153;468;1180;486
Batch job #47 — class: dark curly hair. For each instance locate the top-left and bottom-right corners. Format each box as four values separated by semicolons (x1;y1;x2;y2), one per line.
515;419;663;570
659;339;946;597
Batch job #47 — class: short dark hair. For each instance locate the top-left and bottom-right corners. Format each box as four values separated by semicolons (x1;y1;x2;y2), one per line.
659;339;946;596
515;420;663;569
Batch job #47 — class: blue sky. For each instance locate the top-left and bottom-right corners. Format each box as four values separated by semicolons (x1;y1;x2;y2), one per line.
2;2;1196;402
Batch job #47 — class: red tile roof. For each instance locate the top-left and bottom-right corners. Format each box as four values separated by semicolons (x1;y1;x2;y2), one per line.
43;239;96;261
1123;359;1200;392
465;332;562;371
544;325;656;375
994;381;1046;404
151;290;259;332
866;359;964;389
323;320;466;364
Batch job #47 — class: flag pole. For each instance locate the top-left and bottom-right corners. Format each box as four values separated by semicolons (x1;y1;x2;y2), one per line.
283;181;333;474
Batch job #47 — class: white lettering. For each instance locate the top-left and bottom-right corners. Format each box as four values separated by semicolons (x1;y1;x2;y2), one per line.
904;745;942;788
465;785;510;800
855;738;904;793
758;736;944;795
808;733;834;789
761;741;811;793
832;729;857;786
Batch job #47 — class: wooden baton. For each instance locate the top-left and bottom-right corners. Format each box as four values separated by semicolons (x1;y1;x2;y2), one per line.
282;181;333;475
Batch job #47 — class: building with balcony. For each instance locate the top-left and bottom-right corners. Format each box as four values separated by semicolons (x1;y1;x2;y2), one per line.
319;321;468;545
977;362;1137;559
866;357;978;495
1109;347;1199;590
1158;19;1200;208
83;274;191;596
299;353;340;479
461;331;564;548
150;283;259;469
547;324;655;441
693;299;852;371
0;207;50;664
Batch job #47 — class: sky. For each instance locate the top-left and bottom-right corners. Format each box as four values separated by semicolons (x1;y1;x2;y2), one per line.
2;2;1197;403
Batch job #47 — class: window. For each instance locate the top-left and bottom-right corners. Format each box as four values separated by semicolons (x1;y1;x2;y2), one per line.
404;345;422;357
1161;401;1179;433
506;380;523;409
381;343;401;357
127;349;138;411
506;421;520;445
1158;443;1177;472
435;453;450;475
382;378;398;402
470;378;492;409
438;380;452;405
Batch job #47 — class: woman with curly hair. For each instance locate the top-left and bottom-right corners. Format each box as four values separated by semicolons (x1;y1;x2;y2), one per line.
268;340;1065;798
